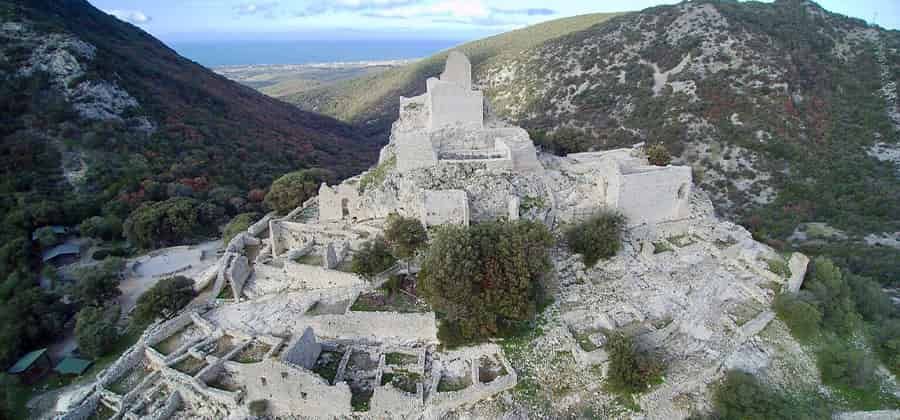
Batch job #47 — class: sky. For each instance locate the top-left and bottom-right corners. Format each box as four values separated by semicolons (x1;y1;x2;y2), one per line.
88;0;900;43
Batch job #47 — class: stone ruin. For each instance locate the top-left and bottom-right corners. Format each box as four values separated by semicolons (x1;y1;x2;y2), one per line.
58;52;703;420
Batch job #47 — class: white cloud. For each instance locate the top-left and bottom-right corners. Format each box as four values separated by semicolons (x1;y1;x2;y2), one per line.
361;0;554;25
106;9;152;24
235;2;279;16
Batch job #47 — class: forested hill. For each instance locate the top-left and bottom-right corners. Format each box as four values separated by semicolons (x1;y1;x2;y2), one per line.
291;0;900;286
0;0;377;371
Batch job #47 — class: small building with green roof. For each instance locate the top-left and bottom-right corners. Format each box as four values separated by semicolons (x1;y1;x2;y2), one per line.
54;357;93;376
7;348;51;384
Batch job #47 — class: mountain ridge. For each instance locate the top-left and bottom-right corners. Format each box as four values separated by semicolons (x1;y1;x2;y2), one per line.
285;0;900;285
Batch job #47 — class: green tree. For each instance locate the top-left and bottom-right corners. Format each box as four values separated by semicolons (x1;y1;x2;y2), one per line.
646;143;672;166
710;370;831;420
75;305;119;358
605;332;664;395
123;197;219;249
845;272;894;322
72;258;123;306
804;258;861;336
773;293;822;342
419;220;553;342
383;213;427;270
131;276;195;328
79;215;123;241
264;169;332;215
817;338;877;391
221;212;259;244
351;237;397;277
565;211;626;267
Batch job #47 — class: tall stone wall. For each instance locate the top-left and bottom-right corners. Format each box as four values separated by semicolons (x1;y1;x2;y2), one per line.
427;79;484;130
440;51;472;90
615;166;692;225
396;130;438;172
281;260;367;290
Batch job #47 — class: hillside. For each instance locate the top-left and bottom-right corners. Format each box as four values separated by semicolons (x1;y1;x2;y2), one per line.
292;0;900;286
0;0;378;377
284;12;622;137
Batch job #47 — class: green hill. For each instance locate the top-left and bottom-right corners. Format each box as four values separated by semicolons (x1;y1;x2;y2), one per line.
284;12;623;137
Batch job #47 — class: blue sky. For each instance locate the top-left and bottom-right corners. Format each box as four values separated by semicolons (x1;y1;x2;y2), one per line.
89;0;900;42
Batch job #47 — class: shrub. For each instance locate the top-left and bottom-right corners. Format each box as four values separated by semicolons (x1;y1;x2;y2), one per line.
264;168;332;215
351;237;397;277
221;212;259;245
420;220;553;342
75;305;119;358
773;293;822;342
123;198;220;249
845;272;894;322
817;338;877;391
646;143;672;166
710;370;831;420
79;215;123;241
804;257;861;336
874;319;900;376
72;258;124;306
565;211;626;266
131;276;195;328
605;332;664;395
383;213;428;261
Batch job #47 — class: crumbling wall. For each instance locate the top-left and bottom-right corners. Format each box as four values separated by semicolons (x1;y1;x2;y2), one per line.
53;393;100;420
269;221;315;257
420;190;469;227
225;255;250;300
304;312;437;344
282;260;366;290
98;343;148;388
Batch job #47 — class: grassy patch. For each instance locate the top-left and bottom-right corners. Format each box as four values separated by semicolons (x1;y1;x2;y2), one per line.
652;241;674;254
358;156;395;193
312;351;342;384
384;352;417;366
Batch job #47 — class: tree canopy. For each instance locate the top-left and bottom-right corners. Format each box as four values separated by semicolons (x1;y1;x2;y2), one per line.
565;211;625;267
419;220;553;342
131;276;196;328
264;169;332;215
383;213;428;260
123;197;222;249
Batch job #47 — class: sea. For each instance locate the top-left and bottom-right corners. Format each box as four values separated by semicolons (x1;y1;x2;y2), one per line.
169;39;462;67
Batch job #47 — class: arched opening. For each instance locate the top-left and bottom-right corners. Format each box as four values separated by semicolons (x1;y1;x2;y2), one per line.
341;198;349;218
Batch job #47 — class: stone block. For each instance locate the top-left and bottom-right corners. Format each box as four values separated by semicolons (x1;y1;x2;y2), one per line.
281;327;321;370
786;252;810;293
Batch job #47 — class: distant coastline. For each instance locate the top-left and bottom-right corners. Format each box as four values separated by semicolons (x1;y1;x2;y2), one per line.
170;39;460;67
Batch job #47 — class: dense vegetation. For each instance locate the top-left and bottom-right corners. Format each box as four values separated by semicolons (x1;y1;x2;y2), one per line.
697;370;832;420
383;214;428;263
565;211;626;266
221;212;260;245
264;169;332;215
130;276;196;330
350;237;396;277
604;332;664;396
0;1;376;404
775;257;900;409
420;220;553;344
